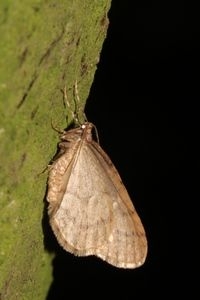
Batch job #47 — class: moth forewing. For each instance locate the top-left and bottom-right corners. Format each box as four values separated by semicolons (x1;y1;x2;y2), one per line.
82;136;147;267
47;122;147;268
47;127;82;215
88;139;136;212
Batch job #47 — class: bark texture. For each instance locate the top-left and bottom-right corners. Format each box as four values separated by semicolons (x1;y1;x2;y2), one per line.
0;1;111;299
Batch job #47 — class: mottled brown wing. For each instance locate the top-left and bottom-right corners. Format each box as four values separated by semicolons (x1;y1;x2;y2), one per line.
48;137;147;269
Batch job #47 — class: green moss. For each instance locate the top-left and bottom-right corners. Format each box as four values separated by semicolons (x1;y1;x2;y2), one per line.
0;0;111;299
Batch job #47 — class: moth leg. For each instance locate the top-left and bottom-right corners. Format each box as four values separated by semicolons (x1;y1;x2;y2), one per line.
61;85;77;124
73;80;88;124
37;164;52;176
61;80;87;125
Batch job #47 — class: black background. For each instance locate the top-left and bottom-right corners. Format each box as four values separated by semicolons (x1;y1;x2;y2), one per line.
46;1;198;298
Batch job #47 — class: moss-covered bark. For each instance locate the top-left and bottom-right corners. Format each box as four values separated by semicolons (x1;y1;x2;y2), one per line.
0;1;111;299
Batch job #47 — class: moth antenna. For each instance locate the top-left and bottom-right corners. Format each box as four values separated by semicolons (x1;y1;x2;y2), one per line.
73;79;83;125
37;164;51;177
61;85;76;124
61;81;86;126
74;79;80;104
60;85;68;109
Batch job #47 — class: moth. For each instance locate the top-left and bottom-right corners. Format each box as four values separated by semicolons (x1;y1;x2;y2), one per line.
47;122;147;268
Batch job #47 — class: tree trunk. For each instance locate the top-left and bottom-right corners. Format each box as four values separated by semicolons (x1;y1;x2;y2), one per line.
0;1;111;299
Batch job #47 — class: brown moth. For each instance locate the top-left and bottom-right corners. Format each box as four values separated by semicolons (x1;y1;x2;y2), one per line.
47;122;147;268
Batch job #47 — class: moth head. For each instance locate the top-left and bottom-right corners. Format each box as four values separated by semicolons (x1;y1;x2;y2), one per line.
81;122;99;143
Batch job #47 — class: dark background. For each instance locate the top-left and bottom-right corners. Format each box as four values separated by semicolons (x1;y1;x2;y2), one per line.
47;1;198;298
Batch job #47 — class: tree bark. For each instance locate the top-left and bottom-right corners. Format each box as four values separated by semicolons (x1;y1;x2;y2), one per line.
0;1;111;299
